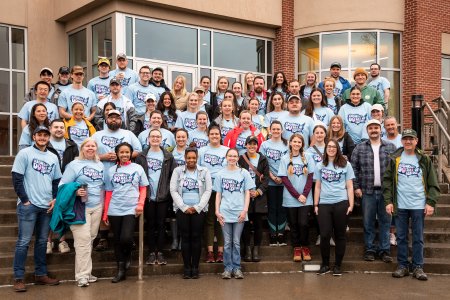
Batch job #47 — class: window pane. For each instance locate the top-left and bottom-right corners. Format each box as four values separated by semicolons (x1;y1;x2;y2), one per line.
0;71;10;112
11;28;25;70
214;33;265;72
384;71;400;121
322;33;348;69
351;32;376;68
442;57;450;79
442;80;450;101
380;32;400;69
126;17;133;56
298;35;319;73
12;72;25;113
13;115;19;155
267;41;273;74
0;26;9;69
200;30;211;66
92;18;112;61
69;29;87;68
136;19;197;64
0;115;9;155
200;68;211;80
172;71;193;92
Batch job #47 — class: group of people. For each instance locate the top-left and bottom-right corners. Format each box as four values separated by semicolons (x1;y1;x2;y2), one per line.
11;54;439;292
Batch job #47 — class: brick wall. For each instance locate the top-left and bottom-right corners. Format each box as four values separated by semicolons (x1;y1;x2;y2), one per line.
273;0;295;81
402;0;450;127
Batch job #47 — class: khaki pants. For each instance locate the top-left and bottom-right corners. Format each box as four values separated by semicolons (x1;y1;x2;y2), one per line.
70;204;102;281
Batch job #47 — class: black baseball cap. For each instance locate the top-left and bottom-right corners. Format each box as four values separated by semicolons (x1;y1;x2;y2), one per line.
58;66;70;74
245;135;259;145
330;62;342;69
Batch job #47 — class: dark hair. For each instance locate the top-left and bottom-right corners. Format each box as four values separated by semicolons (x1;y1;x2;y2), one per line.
114;142;133;167
253;75;265;84
196;110;209;120
305;88;327;118
175;128;189;139
313;124;327;135
370;63;381;70
223;90;240;117
287;133;308;176
200;76;211;83
149;110;168;129
247;97;260;113
50;118;65;126
350;85;362;94
267;92;286;113
34;80;51;92
185;142;198;157
29;103;50;134
156;91;178;124
139;65;150;73
323;139;347;168
103;102;117;118
71;101;85;112
226;148;239;157
207;124;222;144
269;72;288;93
269;120;287;145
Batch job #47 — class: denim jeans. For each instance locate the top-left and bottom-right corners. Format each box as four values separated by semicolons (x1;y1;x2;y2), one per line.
13;203;51;279
396;209;425;269
362;190;391;254
221;222;244;272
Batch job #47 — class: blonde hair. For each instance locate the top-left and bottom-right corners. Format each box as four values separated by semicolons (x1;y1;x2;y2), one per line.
171;75;188;97
288;134;308;176
216;76;229;93
77;138;100;162
243;72;255;95
327;115;345;141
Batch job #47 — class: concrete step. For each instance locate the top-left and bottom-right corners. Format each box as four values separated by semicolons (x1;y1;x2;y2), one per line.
348;216;450;229
0;166;12;177
0;176;12;188
0;156;14;165
0;187;16;198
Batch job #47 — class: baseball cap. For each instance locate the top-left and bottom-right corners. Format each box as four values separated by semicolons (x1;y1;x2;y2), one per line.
194;86;205;93
40;67;53;76
366;119;381;127
145;93;156;102
330;62;341;69
107;110;122;117
152;67;164;74
401;129;417;138
33;125;50;135
97;57;111;67
287;94;301;102
110;77;121;85
245;135;259;145
58;66;70;74
371;104;384;112
116;52;127;60
71;66;84;74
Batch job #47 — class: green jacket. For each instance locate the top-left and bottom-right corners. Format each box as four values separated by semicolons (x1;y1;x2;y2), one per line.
383;147;440;214
342;85;385;108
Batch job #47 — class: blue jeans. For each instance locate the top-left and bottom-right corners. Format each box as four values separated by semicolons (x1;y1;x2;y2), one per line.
396;209;425;269
13;203;51;279
221;222;244;272
362;190;391;254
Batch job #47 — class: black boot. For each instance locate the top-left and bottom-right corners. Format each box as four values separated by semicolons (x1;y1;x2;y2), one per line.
252;246;261;262
183;267;192;279
111;262;126;283
244;246;252;262
191;267;199;279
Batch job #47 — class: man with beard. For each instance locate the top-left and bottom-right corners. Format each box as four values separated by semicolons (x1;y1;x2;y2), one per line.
367;63;391;109
351;119;396;263
148;67;170;101
342;68;384;107
247;76;268;115
109;53;139;95
287;79;307;108
318;62;351;97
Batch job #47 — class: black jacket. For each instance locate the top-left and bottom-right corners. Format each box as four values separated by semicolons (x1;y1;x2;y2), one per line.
47;139;79;173
340;132;355;159
238;152;269;214
142;146;176;202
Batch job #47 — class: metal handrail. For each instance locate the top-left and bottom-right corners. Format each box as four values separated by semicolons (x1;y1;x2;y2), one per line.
424;102;450;141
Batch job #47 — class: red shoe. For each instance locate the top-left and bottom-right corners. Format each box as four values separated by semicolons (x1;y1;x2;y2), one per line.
205;251;215;263
302;247;312;261
216;251;224;263
293;247;302;262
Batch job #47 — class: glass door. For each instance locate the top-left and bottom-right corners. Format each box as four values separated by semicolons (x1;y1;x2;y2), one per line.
213;70;242;91
168;65;197;92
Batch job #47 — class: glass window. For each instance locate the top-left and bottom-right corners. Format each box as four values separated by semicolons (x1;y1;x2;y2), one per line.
200;30;211;66
267;41;273;74
298;35;319;72
380;32;400;69
172;71;193;92
0;26;9;69
351;32;377;68
442;57;450;79
200;68;211;80
12;72;25;113
13;115;19;154
214;32;265;72
322;32;348;69
126;17;133;56
0;115;9;155
92;18;112;76
135;19;197;64
11;28;25;70
442;80;450;100
0;71;10;113
384;71;400;118
69;29;87;69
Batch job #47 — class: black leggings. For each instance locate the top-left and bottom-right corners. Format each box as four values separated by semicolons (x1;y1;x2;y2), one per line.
286;206;312;247
176;210;206;269
145;201;169;253
204;192;224;247
242;213;264;246
267;186;287;235
317;200;349;267
109;215;136;262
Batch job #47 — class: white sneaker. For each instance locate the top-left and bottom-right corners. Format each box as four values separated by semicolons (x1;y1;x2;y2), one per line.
88;275;98;283
330;237;336;247
77;278;89;287
315;235;321;246
390;233;397;246
58;241;70;253
46;241;53;254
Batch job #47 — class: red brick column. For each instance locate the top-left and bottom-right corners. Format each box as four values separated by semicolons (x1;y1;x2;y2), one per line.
402;0;450;128
274;0;294;81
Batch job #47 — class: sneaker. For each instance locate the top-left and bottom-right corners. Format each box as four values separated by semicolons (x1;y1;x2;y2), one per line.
205;251;215;263
13;279;26;292
88;275;98;283
412;267;428;281
46;241;53;254
77;278;89;287
380;252;393;263
293;247;302;262
216;252;224;263
233;269;244;279
364;252;375;261
390;233;397;246
392;266;410;278
58;241;70;253
317;265;331;275
330;237;336;247
34;275;59;286
94;239;108;252
301;247;312;261
269;235;278;246
315;235;321;246
156;252;167;265
277;234;287;246
146;252;156;265
221;270;232;279
332;265;342;276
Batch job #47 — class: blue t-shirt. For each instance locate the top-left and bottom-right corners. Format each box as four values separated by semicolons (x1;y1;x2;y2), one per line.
213;168;256;223
382;134;403;149
327;97;338;115
146;149;164;200
58;86;97;118
280;113;315;149
164;110;179;130
264;111;287;126
67;121;90;149
125;82;154;116
216;117;239;140
182;170;200;206
278;153;314;207
254;95;267;116
188;129;209;149
97;96;130;122
18;126;34;149
50;138;66;162
397;152;425;209
105;162;149;216
87;76;111;101
312;106;335;126
173;148;186;166
109;68;139;95
12;146;62;209
138;128;175;151
367;77;390;101
252;115;266;132
235;129;252;156
198;145;229;184
306;145;324;172
147;84;167;102
175;111;198;132
260;139;289;186
338;102;372;144
60;159;104;208
313;161;355;204
18;100;59;123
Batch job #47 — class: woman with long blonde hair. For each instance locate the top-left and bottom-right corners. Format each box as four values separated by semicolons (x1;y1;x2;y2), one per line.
171;75;190;111
326;115;355;159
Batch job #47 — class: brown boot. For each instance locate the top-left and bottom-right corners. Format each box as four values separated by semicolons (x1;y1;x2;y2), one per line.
13;279;26;292
35;275;59;286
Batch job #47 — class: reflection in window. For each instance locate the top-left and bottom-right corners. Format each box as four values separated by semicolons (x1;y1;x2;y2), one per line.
351;32;376;68
380;33;400;69
322;32;349;69
92;18;112;76
69;29;87;69
214;33;265;72
298;35;319;73
135;19;197;64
